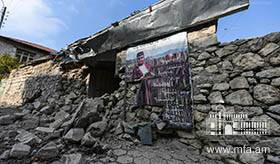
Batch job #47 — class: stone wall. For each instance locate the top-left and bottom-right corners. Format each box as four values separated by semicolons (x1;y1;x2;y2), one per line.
0;61;88;107
188;32;280;162
0;61;61;106
114;32;280;163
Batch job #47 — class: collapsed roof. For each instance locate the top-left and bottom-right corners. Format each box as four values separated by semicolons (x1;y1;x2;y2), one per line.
67;0;249;56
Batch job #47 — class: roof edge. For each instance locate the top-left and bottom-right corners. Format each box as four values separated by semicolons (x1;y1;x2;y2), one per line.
68;0;249;55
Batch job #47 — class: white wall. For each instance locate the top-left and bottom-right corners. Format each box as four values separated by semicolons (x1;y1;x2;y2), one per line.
0;40;17;56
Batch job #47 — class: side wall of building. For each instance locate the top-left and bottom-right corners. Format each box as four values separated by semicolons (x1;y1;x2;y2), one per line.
0;38;50;61
0;61;62;106
15;43;49;59
0;40;17;56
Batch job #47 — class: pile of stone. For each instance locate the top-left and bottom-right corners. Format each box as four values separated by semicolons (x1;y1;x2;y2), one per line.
0;64;115;163
0;62;157;163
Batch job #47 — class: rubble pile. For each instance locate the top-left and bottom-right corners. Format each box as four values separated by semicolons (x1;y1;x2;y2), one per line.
0;63;103;163
0;70;203;164
0;32;279;164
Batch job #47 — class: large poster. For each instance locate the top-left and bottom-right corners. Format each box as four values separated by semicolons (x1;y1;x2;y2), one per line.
125;32;192;129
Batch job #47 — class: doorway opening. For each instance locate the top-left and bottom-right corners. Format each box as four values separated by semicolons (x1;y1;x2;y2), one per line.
87;52;121;98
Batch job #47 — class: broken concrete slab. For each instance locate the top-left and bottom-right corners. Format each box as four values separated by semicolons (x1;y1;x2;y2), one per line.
62;153;85;164
81;132;98;146
64;128;85;142
0;150;10;160
40;105;55;115
10;143;31;158
87;121;107;137
36;127;55;134
36;142;58;160
74;98;102;129
0;115;15;125
50;110;70;129
62;100;85;133
15;130;42;146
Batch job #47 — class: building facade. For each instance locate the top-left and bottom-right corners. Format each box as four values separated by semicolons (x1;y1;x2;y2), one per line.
0;35;56;63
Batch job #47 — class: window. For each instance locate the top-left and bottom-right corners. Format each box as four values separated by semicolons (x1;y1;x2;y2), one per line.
15;49;36;63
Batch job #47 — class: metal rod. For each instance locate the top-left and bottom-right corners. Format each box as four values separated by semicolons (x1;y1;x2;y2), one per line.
0;6;6;28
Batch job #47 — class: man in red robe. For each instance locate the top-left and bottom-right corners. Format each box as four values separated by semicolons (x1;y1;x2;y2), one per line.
132;51;155;106
132;51;153;80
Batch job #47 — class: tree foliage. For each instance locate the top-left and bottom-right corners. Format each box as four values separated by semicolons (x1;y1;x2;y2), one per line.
0;55;20;81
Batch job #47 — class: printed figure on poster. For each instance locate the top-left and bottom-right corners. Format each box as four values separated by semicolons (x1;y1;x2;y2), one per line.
125;32;192;129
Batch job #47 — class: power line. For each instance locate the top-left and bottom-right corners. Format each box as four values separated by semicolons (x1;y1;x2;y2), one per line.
0;0;8;29
0;6;6;28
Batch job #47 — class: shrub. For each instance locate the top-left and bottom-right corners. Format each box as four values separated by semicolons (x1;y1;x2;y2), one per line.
0;55;20;81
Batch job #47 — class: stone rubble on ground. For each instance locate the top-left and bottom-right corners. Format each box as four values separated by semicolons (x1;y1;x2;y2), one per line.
10;143;31;158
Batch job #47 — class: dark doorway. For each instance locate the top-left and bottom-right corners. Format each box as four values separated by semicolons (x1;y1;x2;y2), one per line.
88;59;121;98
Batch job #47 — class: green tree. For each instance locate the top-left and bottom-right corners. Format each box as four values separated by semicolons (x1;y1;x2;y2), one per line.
0;55;20;81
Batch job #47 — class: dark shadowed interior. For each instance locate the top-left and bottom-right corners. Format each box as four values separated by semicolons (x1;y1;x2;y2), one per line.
87;52;121;98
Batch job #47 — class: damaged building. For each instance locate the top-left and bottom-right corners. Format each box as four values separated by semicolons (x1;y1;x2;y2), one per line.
1;0;280;163
66;0;250;98
63;0;250;129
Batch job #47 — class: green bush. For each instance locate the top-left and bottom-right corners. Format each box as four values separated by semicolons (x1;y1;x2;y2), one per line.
0;55;20;81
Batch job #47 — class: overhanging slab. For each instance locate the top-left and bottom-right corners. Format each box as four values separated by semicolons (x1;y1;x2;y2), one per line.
69;0;249;55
